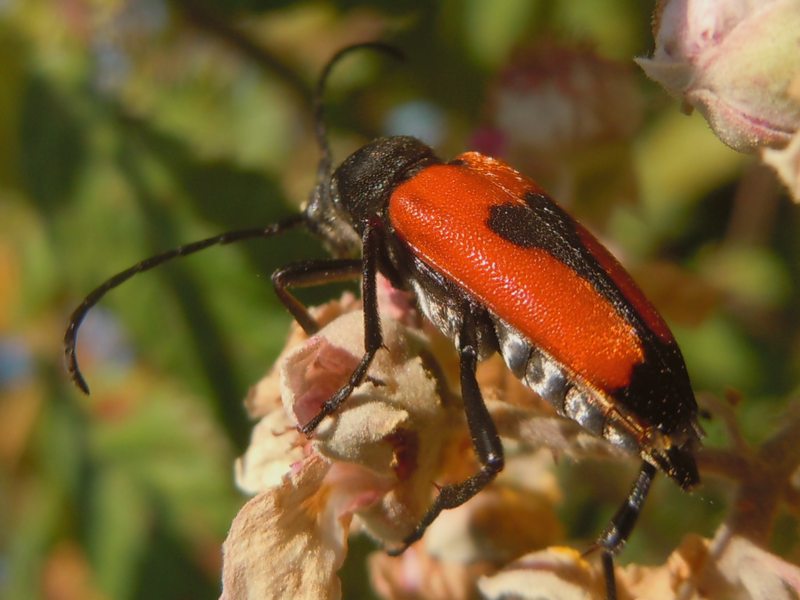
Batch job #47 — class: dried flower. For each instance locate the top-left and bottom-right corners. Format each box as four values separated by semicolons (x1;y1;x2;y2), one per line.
221;292;461;599
478;547;604;600
486;44;643;153
221;280;800;599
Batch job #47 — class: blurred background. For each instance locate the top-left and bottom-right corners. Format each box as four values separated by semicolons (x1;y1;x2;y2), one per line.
1;1;798;598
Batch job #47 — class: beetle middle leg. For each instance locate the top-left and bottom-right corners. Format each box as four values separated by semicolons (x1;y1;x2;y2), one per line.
390;303;505;553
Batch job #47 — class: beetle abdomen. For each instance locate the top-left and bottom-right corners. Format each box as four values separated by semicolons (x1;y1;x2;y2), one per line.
493;316;640;455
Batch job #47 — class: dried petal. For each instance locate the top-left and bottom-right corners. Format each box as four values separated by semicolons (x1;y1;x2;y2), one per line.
280;310;424;430
620;533;709;599
478;547;604;600
762;125;800;201
424;484;563;564
715;530;800;599
221;456;343;600
369;545;494;600
281;335;362;430
620;528;800;600
243;293;359;420
234;408;304;495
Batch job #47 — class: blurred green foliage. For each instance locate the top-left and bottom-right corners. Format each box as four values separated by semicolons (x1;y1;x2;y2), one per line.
1;1;798;599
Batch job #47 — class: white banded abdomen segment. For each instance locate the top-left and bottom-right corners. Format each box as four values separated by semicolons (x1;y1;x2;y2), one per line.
493;316;640;455
408;281;641;456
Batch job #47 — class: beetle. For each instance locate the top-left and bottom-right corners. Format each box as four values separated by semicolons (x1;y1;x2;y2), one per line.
64;42;702;599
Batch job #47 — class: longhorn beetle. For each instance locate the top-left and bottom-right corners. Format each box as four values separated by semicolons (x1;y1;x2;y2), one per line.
64;42;702;599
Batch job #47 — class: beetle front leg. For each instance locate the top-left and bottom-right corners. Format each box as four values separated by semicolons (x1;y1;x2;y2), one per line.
271;258;362;335
300;221;385;435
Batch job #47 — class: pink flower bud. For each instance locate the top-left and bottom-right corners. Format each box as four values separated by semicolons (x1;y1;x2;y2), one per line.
486;43;643;153
637;0;800;153
474;43;644;208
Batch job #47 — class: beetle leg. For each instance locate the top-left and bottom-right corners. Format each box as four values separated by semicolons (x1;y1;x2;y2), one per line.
390;303;505;554
595;460;656;600
272;258;362;335
300;221;384;435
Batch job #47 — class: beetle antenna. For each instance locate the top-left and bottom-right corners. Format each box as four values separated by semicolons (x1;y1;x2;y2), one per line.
65;43;403;395
64;215;305;394
313;42;404;181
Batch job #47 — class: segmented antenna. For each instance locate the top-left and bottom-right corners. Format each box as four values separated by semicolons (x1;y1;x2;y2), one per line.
64;218;304;394
313;42;404;181
64;41;403;394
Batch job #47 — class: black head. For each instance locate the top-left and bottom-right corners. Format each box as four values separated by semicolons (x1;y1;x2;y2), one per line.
305;136;440;255
334;136;439;228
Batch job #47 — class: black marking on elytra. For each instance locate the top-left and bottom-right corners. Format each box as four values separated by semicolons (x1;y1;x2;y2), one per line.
486;195;696;436
487;195;605;284
487;198;636;313
486;203;542;249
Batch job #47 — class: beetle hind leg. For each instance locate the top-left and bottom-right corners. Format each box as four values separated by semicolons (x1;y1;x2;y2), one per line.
592;460;657;600
389;304;505;555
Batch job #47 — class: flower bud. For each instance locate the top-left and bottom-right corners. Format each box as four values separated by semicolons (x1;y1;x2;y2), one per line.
474;42;644;212
481;43;643;156
637;0;800;153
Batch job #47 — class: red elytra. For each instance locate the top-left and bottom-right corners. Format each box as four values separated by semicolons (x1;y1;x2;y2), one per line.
389;152;667;393
367;141;700;469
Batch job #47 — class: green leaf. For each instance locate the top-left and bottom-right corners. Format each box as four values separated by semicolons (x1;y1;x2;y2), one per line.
19;75;87;212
